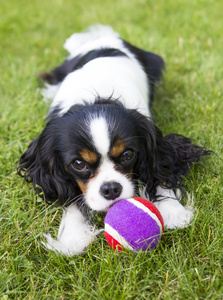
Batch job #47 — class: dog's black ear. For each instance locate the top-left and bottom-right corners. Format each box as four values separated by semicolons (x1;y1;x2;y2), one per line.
18;128;81;205
132;111;210;199
131;112;158;198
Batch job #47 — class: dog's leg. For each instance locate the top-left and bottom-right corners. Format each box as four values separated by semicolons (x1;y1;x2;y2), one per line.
153;186;194;229
42;204;103;256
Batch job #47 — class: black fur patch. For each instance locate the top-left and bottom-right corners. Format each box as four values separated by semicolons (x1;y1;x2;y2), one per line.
123;40;165;102
39;48;127;85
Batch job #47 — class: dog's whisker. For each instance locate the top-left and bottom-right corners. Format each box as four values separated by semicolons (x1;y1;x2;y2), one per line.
64;194;84;207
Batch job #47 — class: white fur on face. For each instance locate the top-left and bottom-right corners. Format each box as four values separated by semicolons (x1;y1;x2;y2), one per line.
90;117;110;155
84;116;135;211
85;158;134;211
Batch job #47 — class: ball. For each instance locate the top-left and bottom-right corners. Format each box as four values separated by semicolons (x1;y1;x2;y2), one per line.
104;197;164;252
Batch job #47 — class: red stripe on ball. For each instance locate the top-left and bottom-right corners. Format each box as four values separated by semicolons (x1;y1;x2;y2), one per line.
104;231;123;251
133;197;164;232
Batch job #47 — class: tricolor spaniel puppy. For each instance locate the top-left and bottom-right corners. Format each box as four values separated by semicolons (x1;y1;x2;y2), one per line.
18;25;209;256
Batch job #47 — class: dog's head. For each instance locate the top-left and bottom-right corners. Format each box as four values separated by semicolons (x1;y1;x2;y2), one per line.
18;99;155;210
18;99;208;210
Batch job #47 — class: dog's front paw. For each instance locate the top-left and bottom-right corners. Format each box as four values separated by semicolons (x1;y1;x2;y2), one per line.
154;199;194;229
163;205;194;229
42;204;103;256
42;227;103;256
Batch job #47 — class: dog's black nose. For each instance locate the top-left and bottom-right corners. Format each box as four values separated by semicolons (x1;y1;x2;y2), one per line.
100;182;123;200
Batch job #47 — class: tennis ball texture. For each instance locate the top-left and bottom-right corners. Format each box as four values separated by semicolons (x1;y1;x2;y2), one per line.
104;197;164;251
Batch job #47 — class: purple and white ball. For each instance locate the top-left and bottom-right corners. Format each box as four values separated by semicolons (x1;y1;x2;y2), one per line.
104;197;164;251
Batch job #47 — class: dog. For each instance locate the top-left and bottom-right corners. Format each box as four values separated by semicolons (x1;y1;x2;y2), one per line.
18;25;209;256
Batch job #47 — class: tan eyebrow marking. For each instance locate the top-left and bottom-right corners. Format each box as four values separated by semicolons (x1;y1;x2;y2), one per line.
76;180;88;194
110;140;126;157
79;149;98;164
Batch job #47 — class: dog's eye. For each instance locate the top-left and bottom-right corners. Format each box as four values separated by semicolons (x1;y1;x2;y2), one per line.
72;160;87;171
121;150;134;162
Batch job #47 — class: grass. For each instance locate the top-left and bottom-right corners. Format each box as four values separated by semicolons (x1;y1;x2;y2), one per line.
0;0;223;299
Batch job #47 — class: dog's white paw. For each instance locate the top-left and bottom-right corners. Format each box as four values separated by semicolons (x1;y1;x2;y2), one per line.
154;186;194;229
42;228;103;257
154;198;194;229
42;204;103;256
163;204;194;229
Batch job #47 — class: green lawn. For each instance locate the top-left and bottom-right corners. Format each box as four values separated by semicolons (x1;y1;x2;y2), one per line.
0;0;222;299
